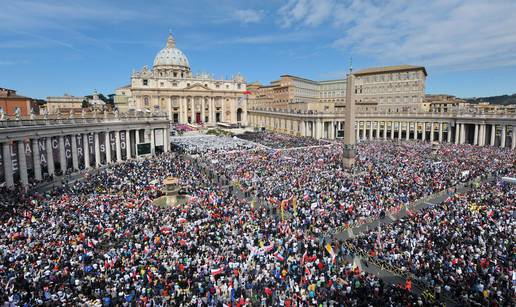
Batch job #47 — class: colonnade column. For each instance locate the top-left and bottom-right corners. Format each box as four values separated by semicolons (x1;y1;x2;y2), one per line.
473;124;479;145
83;134;90;169
376;122;381;139
150;129;156;155
46;138;55;176
512;127;516;149
429;123;435;142
383;122;387;140
368;121;373;139
455;123;460;144
361;122;366;139
17;140;28;186
501;125;506;148
71;134;79;171
447;124;452;143
105;132;112;164
405;122;410;141
126;130;131;159
390;122;395;140
32;138;42;181
115;131;122;162
414;123;419;140
59;136;67;174
460;123;466;144
438;123;444;143
478;124;484;146
490;125;496;146
2;142;14;188
94;133;101;167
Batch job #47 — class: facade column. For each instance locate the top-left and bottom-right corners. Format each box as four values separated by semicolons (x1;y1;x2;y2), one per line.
438;122;444;143
460;123;466;144
500;125;506;148
361;121;366;139
430;123;435;142
32;138;42;181
375;122;381;139
390;122;395;140
512;126;516;150
193;99;197;123
329;121;335;139
2;142;14;188
94;132;101;167
398;122;402;140
201;98;206;123
221;98;226;122
18;140;28;186
355;121;359;141
46;138;55;176
473;124;479;145
368;121;373;139
71;134;79;171
115;131;122;162
83;134;90;168
414;122;419;140
59;135;67;174
125;130;132;159
422;122;427;141
105;132;112;164
447;123;452;143
405;122;410;141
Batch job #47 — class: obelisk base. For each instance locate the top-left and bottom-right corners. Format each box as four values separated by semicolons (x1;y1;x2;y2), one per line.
343;145;356;169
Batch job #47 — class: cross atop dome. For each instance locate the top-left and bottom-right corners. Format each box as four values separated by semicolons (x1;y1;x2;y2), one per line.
166;30;175;48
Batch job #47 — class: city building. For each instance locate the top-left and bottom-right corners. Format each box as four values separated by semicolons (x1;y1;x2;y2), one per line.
116;33;248;125
46;94;85;114
425;94;467;113
0;87;38;116
46;91;108;114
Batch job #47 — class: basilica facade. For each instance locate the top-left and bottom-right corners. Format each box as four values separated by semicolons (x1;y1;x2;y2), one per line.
115;33;248;125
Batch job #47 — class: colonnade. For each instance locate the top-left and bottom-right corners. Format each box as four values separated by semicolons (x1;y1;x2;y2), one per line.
248;113;516;149
1;127;169;189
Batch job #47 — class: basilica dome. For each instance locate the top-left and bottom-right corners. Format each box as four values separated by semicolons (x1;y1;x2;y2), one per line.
153;33;190;69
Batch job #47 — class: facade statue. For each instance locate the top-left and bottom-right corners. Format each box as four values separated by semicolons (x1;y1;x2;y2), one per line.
14;107;21;120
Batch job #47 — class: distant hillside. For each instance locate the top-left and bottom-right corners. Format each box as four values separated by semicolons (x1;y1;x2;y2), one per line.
464;93;516;105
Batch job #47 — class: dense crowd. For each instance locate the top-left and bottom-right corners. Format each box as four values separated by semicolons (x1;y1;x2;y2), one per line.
170;135;256;155
349;178;515;306
0;133;514;306
205;140;515;231
237;132;326;149
1;150;426;306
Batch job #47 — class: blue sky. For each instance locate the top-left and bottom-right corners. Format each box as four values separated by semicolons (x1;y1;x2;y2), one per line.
1;0;515;99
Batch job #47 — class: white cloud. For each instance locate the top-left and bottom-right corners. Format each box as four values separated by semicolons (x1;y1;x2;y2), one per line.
279;0;335;27
234;9;264;24
278;0;516;71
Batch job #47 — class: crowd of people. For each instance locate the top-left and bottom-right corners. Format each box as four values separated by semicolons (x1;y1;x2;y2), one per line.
170;135;256;155
237;132;326;149
349;177;515;306
204;140;514;231
0;132;514;306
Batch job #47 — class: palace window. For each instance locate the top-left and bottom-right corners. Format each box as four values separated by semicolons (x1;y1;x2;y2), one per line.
160;82;164;87
173;82;177;87
143;79;148;86
216;84;220;88
174;72;177;77
143;97;149;106
237;84;241;89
